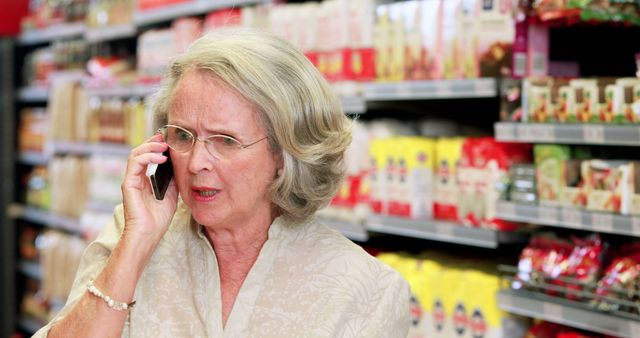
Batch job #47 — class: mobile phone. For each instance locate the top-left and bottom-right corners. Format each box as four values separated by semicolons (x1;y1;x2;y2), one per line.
145;150;174;200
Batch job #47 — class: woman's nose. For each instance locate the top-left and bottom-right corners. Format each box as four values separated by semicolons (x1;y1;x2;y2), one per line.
187;139;215;173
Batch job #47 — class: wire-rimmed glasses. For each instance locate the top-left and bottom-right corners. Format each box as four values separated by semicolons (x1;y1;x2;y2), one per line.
159;124;267;160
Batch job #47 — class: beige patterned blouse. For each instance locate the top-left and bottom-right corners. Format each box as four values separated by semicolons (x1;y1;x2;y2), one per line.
33;201;411;338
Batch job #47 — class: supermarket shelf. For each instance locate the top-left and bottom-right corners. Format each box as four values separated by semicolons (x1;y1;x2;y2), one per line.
7;204;82;236
498;289;640;338
363;78;497;101
365;215;526;248
49;141;131;157
496;201;640;237
86;83;159;98
495;122;640;146
18;315;43;335
319;217;369;242
18;151;50;165
17;22;85;45
85;24;137;43
86;201;119;214
18;86;49;102
18;260;41;280
340;96;366;114
135;0;261;26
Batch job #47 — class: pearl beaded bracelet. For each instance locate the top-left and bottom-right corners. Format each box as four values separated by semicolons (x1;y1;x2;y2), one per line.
86;280;136;311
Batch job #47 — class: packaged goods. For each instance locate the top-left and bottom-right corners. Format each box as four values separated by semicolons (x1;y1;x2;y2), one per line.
18;108;48;153
434;138;465;220
592;251;640;314
477;0;515;77
458;138;531;229
582;160;627;213
391;137;436;219
507;164;537;205
534;144;571;205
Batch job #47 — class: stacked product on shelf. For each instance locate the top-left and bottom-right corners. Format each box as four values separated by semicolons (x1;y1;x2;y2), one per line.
326;118;533;232
378;251;529;338
510;232;640;324
521;77;640;124
20;0;89;31
86;0;133;28
525;0;640;25
501;143;640;217
18;229;88;328
525;320;618;338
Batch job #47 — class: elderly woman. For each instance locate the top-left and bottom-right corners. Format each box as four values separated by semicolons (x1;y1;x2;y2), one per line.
35;29;410;337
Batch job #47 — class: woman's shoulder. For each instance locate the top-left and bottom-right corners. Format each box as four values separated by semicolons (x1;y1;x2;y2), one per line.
281;217;406;286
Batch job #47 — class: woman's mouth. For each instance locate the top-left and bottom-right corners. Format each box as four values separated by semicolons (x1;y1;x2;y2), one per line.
192;187;220;201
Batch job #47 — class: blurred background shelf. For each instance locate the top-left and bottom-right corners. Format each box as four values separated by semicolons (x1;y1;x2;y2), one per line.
17;86;48;102
18;260;41;280
498;289;640;338
363;78;497;101
495;123;640;146
85;24;137;43
17;22;85;45
18;152;49;165
496;201;640;237
7;204;82;236
365;215;526;249
135;0;261;26
318;217;368;242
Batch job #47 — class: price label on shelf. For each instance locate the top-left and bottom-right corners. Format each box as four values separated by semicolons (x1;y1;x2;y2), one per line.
435;82;454;97
561;207;582;228
542;302;563;319
496;202;516;217
395;83;411;98
591;213;614;233
631;217;640;237
583;125;605;144
629;320;640;338
530;124;555;142
516;124;535;141
435;224;455;238
495;124;516;141
538;206;559;224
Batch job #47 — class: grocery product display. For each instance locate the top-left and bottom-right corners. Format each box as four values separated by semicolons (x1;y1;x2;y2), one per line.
2;0;640;337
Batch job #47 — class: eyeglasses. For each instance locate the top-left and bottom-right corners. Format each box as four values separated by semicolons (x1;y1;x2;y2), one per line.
159;124;268;160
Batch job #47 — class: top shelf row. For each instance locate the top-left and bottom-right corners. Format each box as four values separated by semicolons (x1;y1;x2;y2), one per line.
18;0;261;45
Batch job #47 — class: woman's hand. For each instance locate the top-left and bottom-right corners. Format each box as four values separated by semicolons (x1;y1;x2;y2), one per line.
120;133;179;247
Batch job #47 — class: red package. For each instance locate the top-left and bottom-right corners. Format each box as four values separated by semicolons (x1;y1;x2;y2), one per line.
457;137;532;230
515;235;573;293
524;320;567;338
593;253;640;313
560;234;604;301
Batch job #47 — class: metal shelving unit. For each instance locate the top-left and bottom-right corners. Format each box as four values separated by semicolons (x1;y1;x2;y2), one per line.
18;260;41;281
18;151;49;165
318;217;368;242
85;24;137;43
17;22;85;46
498;289;640;338
47;141;132;157
366;215;527;249
363;78;497;101
7;204;83;236
495;122;640;146
496;201;640;237
135;0;261;26
17;86;48;102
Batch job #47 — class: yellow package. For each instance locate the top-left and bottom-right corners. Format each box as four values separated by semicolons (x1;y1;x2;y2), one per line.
435;137;465;221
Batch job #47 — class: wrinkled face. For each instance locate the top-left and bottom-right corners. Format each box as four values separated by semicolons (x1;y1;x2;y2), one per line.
168;69;281;229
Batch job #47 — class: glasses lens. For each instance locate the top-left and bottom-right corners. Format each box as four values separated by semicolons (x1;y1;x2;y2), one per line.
165;125;194;152
206;135;242;160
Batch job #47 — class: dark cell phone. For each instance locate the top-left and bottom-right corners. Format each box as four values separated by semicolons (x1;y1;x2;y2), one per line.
145;150;174;200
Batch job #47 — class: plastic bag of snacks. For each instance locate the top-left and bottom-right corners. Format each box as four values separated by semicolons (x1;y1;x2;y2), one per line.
558;234;605;301
592;247;640;314
514;234;573;293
